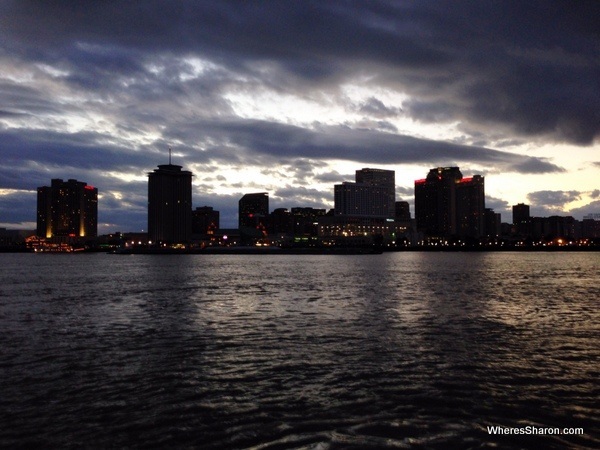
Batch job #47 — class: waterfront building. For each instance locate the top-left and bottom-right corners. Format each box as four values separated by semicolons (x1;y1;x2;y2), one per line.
37;178;98;238
291;207;327;237
148;159;193;244
456;175;485;238
484;208;501;237
395;201;411;222
239;192;269;229
414;167;462;237
582;216;600;238
334;168;395;218
512;203;531;236
414;167;485;238
192;206;220;235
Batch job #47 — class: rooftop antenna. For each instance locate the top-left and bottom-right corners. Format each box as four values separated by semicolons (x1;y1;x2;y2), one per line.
168;147;172;165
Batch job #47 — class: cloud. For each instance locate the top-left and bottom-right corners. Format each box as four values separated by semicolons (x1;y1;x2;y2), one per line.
168;118;566;173
527;190;582;207
358;97;402;118
569;200;600;219
526;190;583;217
0;1;598;231
1;1;598;145
485;195;511;223
0;118;566;231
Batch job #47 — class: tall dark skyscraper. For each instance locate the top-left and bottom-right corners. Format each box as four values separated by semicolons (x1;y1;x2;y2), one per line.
456;175;485;238
148;159;193;244
414;167;462;237
334;168;395;218
414;167;485;238
37;178;98;238
239;192;269;229
512;203;531;236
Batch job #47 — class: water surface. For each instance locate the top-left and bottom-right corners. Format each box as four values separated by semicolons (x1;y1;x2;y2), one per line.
1;252;598;449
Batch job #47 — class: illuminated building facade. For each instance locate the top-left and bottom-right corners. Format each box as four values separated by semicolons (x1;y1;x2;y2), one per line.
36;178;98;238
148;162;193;244
414;167;485;238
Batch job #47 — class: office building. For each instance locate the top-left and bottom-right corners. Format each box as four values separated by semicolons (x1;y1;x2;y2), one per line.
582;216;600;238
484;208;501;237
192;206;219;235
37;178;98;238
395;201;411;221
148;161;193;244
239;192;269;229
291;207;326;237
512;203;531;236
334;168;395;218
414;167;463;237
456;175;485;238
414;167;485;238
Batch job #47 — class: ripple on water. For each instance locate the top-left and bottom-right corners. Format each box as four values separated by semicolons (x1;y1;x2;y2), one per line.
0;252;598;449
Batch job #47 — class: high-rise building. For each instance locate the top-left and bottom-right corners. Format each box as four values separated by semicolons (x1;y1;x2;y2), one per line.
239;192;269;229
148;161;193;244
414;167;463;237
414;167;485;238
37;178;98;238
334;168;395;218
456;175;485;238
512;203;531;236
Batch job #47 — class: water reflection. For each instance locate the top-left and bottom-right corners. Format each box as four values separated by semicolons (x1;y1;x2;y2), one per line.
0;252;597;449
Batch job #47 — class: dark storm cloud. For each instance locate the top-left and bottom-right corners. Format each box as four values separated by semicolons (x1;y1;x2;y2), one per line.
1;1;598;145
0;129;148;175
181;118;565;173
0;117;564;196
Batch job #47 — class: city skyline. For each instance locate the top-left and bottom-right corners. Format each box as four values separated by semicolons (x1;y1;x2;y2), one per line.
26;165;595;242
1;2;599;232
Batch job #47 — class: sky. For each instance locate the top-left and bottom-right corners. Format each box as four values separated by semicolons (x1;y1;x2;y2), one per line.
1;0;599;232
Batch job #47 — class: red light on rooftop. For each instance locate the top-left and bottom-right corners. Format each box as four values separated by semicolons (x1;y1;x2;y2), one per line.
415;179;426;185
85;185;95;190
460;177;473;183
